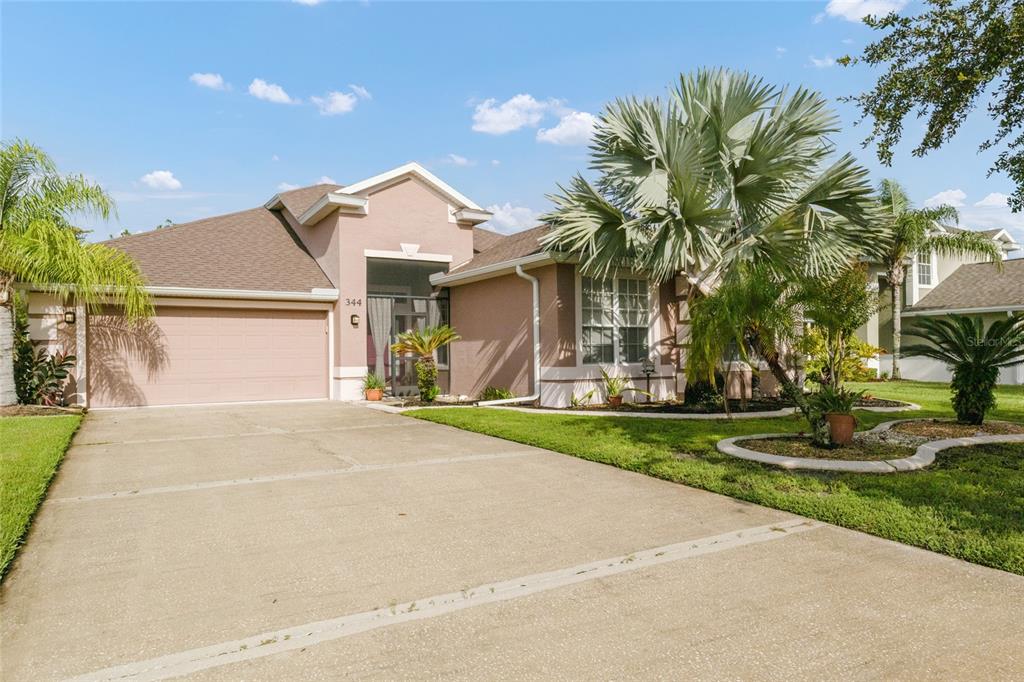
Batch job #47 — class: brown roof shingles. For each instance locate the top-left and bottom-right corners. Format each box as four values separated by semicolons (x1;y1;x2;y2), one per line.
106;205;334;292
910;258;1024;312
472;226;507;254
275;183;342;219
453;225;550;272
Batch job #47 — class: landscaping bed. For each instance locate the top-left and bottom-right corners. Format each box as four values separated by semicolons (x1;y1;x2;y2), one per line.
1;414;82;579
854;396;913;409
0;405;84;417
740;436;916;461
891;419;1024;439
539;398;792;414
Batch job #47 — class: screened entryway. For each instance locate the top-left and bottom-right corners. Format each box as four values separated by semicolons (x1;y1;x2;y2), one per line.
365;258;450;396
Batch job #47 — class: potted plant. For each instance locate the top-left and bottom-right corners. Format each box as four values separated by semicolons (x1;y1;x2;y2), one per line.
362;372;385;401
809;385;863;446
600;368;650;408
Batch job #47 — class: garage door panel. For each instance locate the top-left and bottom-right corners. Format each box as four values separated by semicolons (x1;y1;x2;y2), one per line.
89;306;328;407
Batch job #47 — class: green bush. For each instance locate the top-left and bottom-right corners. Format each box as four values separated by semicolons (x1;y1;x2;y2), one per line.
801;326;881;387
480;386;514;401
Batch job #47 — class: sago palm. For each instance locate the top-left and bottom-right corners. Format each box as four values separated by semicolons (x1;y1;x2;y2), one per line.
390;325;460;401
875;179;1003;379
903;315;1024;425
0;139;151;405
540;69;889;287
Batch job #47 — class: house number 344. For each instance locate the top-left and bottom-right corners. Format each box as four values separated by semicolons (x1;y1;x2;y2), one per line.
345;298;362;306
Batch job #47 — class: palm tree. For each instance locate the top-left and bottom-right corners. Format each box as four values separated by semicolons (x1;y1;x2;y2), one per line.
903;315;1024;424
390;325;460;402
875;179;1003;379
541;68;889;288
1;139;151;405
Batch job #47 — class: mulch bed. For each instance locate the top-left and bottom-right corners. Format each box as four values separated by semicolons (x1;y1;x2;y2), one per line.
541;399;793;414
741;436;917;461
854;396;913;408
0;405;85;417
891;419;1024;439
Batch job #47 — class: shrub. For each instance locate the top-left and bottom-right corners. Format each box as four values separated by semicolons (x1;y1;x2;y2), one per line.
480;386;514;401
390;325;460;403
904;315;1024;424
363;373;385;391
801;327;882;386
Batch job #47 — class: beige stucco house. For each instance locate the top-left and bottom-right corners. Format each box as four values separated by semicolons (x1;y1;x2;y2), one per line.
27;161;1022;407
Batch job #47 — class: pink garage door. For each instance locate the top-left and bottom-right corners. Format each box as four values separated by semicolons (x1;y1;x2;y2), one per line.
88;306;328;407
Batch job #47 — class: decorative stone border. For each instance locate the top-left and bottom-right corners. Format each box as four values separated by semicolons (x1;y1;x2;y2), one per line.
717;422;1024;473
486;405;800;420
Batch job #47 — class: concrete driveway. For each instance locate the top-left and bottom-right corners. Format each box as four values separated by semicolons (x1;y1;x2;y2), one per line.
2;402;1022;681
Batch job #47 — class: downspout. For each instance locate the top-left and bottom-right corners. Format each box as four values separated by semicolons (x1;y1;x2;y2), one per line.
477;264;541;406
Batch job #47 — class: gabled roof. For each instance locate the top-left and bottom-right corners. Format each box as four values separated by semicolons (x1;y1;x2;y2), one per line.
105;207;334;293
906;258;1024;315
264;162;492;227
472;226;507;254
940;225;1019;251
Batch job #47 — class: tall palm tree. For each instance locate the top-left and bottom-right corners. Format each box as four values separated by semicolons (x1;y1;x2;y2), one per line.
875;179;1003;379
541;68;889;288
903;315;1024;425
1;139;151;405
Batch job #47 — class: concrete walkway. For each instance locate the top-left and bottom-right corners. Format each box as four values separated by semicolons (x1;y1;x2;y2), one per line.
2;401;1022;680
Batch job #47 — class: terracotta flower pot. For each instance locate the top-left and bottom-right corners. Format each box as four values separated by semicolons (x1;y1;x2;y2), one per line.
365;388;383;402
825;412;855;445
608;395;623;408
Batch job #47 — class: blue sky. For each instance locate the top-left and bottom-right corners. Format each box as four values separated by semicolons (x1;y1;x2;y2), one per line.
3;0;1022;247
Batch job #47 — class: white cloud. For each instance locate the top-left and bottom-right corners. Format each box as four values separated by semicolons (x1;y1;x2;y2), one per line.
472;94;549;134
311;91;357;116
842;38;856;45
292;0;324;5
775;47;787;57
139;170;182;191
445;153;474;167
485;203;542;234
491;159;501;166
318;175;337;185
974;192;1009;208
809;55;836;68
248;78;295;104
277;182;300;192
189;72;226;90
825;0;908;22
349;84;372;100
536;111;598;146
272;154;280;162
924;188;967;208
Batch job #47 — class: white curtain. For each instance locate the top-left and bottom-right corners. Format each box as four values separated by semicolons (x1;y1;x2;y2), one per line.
427;298;442;329
367;297;393;380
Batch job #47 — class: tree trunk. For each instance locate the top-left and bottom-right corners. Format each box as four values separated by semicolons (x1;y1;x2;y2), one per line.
891;270;904;380
0;279;17;406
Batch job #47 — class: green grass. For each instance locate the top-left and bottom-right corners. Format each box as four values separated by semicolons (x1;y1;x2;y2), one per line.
1;415;82;579
410;381;1024;575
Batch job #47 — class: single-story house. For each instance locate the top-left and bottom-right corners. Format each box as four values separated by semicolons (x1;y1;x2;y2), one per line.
26;162;690;408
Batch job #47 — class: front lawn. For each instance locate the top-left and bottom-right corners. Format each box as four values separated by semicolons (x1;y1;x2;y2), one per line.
1;415;82;579
410;381;1024;575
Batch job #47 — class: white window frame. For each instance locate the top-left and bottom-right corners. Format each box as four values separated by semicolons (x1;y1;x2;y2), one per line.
574;269;658;368
916;250;934;287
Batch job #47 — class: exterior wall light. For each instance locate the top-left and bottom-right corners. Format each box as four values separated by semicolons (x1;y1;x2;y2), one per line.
350;314;360;328
64;310;77;325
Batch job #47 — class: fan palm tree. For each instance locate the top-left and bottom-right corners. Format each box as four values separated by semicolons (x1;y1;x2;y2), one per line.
1;139;151;405
903;315;1024;424
390;325;460;402
540;68;889;288
875;179;1003;379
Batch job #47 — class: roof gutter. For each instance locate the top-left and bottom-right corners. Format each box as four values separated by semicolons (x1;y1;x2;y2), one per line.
143;286;339;302
429;252;553;287
903;304;1024;317
477;264;541;407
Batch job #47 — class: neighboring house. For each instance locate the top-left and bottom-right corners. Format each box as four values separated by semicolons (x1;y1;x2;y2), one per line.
900;258;1024;385
857;227;1021;382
